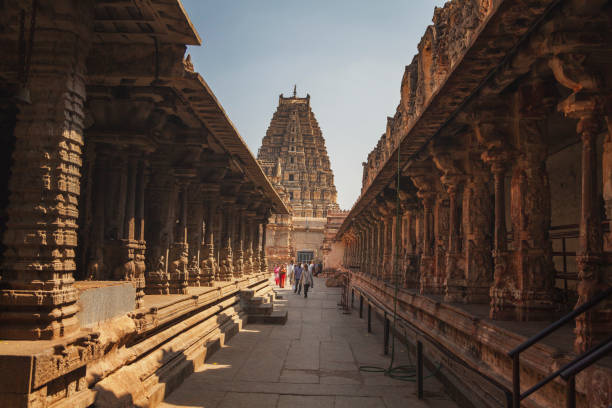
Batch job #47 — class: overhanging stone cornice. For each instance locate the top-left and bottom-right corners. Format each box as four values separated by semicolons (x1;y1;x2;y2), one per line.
337;0;560;239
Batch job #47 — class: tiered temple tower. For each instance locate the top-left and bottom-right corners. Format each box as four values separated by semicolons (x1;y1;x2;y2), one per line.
258;88;339;265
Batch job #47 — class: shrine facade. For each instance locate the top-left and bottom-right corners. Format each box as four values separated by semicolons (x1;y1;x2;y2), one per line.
258;91;340;267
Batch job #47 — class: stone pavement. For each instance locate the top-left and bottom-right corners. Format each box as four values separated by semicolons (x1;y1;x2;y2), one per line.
160;276;459;408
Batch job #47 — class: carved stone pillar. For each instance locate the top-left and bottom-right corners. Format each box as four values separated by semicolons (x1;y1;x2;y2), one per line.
433;195;449;294
200;186;219;286
168;183;189;294
443;180;465;302
260;210;270;274
403;209;419;289
187;184;204;286
574;113;608;351
144;167;173;295
0;3;93;339
134;159;147;305
366;219;374;275
244;210;256;276
377;218;384;279
219;196;235;281
485;152;513;316
384;213;394;282
233;204;247;279
252;217;261;276
87;150;107;281
462;165;493;304
418;192;436;293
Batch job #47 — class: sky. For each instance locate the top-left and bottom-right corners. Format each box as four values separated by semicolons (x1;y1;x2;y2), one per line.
181;0;447;210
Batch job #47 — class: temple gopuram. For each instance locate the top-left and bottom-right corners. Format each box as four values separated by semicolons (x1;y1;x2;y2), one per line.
0;0;288;406
257;89;340;266
337;0;612;407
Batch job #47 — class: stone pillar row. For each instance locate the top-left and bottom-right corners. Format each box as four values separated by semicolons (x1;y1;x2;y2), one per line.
342;87;611;352
0;1;277;343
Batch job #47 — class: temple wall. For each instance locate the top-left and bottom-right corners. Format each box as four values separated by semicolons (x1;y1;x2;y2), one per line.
323;241;345;272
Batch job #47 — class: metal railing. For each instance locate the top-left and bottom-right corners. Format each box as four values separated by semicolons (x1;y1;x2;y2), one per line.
508;287;612;408
352;284;513;406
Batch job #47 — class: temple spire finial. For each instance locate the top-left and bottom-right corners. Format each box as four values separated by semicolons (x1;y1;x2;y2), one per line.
293;84;297;98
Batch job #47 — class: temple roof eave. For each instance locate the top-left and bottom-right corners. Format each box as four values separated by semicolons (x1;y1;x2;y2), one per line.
336;0;558;238
177;71;290;215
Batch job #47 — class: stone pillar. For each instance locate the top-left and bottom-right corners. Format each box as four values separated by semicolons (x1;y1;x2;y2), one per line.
373;218;380;279
384;214;394;282
187;184;204;286
462;167;493;304
487;155;512;315
252;217;261;276
244;210;256;276
124;157;137;241
433;195;449;294
575;114;607;351
87;151;107;281
444;180;465;302
135;159;147;303
200;187;219;286
168;184;189;294
403;209;419;288
418;192;436;293
0;2;93;339
144;168;173;295
233;204;246;279
219;196;235;281
260;211;270;274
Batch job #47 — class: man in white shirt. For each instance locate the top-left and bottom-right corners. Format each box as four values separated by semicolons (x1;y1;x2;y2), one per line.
287;261;295;288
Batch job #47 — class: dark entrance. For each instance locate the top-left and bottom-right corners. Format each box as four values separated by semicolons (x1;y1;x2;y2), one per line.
297;251;314;264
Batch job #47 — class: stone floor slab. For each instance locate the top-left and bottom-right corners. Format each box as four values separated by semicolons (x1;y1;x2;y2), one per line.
160;276;459;408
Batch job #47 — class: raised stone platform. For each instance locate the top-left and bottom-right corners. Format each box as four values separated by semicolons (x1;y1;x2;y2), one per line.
348;271;612;408
0;273;279;408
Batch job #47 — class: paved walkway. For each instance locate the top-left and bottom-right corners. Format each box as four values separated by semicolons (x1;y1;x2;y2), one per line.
160;276;458;408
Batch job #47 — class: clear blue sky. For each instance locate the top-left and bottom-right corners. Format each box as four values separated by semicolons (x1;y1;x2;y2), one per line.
181;0;446;210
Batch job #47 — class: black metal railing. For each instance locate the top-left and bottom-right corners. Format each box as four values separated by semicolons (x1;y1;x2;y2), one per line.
508;287;612;408
352;285;513;406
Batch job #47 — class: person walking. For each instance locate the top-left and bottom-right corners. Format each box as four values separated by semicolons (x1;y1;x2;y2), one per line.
274;264;280;286
301;263;314;298
294;263;303;294
287;261;295;288
279;264;287;288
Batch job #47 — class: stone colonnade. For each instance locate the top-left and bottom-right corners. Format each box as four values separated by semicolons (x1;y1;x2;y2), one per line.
343;79;612;353
0;0;277;341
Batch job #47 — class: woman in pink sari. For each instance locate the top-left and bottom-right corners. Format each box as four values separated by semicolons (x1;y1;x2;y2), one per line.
274;264;280;286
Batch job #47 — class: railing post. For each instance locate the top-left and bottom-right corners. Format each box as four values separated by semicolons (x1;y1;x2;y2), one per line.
417;340;423;400
566;376;575;408
367;303;372;333
384;314;390;355
513;354;520;408
351;289;354;307
359;295;363;319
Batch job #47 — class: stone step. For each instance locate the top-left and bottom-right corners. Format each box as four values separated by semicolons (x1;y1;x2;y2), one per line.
247;309;288;325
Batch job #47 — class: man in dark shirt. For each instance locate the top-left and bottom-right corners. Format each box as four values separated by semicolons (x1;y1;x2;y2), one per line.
293;263;302;294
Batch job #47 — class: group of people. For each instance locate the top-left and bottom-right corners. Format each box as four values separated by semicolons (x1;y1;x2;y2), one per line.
273;260;323;298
